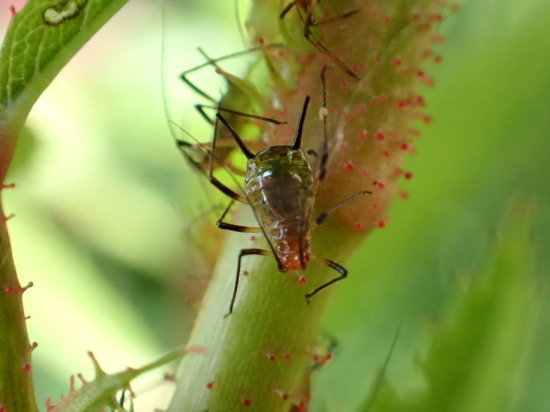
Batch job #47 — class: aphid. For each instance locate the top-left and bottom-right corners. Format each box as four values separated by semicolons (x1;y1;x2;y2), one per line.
172;46;286;175
280;0;360;78
201;69;370;315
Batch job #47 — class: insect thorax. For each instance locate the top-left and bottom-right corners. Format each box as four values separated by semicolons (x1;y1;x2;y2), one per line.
245;146;315;271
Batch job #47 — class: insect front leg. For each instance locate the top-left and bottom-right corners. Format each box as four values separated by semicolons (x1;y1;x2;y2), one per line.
305;256;347;303
216;200;262;233
315;190;372;225
226;248;273;316
207;117;248;203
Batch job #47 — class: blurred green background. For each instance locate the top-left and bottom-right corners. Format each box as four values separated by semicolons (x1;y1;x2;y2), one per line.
1;0;549;410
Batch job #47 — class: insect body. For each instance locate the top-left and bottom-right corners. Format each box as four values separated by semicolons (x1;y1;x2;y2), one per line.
245;142;315;272
212;90;370;315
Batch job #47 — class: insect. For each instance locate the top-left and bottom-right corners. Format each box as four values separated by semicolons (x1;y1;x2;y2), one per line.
171;45;286;175
280;0;360;78
198;68;370;315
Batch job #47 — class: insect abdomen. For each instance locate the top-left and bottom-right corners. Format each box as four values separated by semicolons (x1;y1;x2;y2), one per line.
245;146;315;271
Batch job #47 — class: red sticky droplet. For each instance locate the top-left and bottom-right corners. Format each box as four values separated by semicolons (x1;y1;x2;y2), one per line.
372;204;379;210
399;190;410;200
298;276;307;285
354;223;364;230
312;355;320;362
376;133;385;141
249;235;257;241
5;286;14;294
359;130;367;139
416;96;426;107
417;70;425;77
0;405;6;412
268;353;277;361
23;363;31;371
393;58;402;66
370;100;378;107
345;161;355;171
378;221;386;228
298;401;308;411
284;354;292;361
405;172;414;180
412;12;420;20
206;382;215;390
185;346;208;355
243;399;251;407
3;213;15;222
258;37;265;45
358;106;366;113
398;101;408;109
361;170;369;176
9;5;16;16
377;182;385;189
341;80;348;87
382;151;390;158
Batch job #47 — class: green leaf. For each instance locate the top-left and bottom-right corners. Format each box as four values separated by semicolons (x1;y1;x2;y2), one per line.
0;0;131;409
362;202;538;412
0;0;131;174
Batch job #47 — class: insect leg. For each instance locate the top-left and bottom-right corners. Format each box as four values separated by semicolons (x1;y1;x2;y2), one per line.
279;1;296;19
307;9;359;27
280;1;359;79
305;256;347;302
226;248;273;316
179;45;282;104
196;104;287;126
318;66;329;180
216;200;262;233
216;113;255;159
207;117;249;203
315;190;372;225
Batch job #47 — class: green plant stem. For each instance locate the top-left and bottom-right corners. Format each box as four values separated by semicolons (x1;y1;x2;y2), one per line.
169;210;365;411
168;1;449;410
0;0;131;408
0;211;37;411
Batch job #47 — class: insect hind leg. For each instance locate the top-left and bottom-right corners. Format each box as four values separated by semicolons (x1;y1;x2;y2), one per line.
226;248;273;316
305;256;347;303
